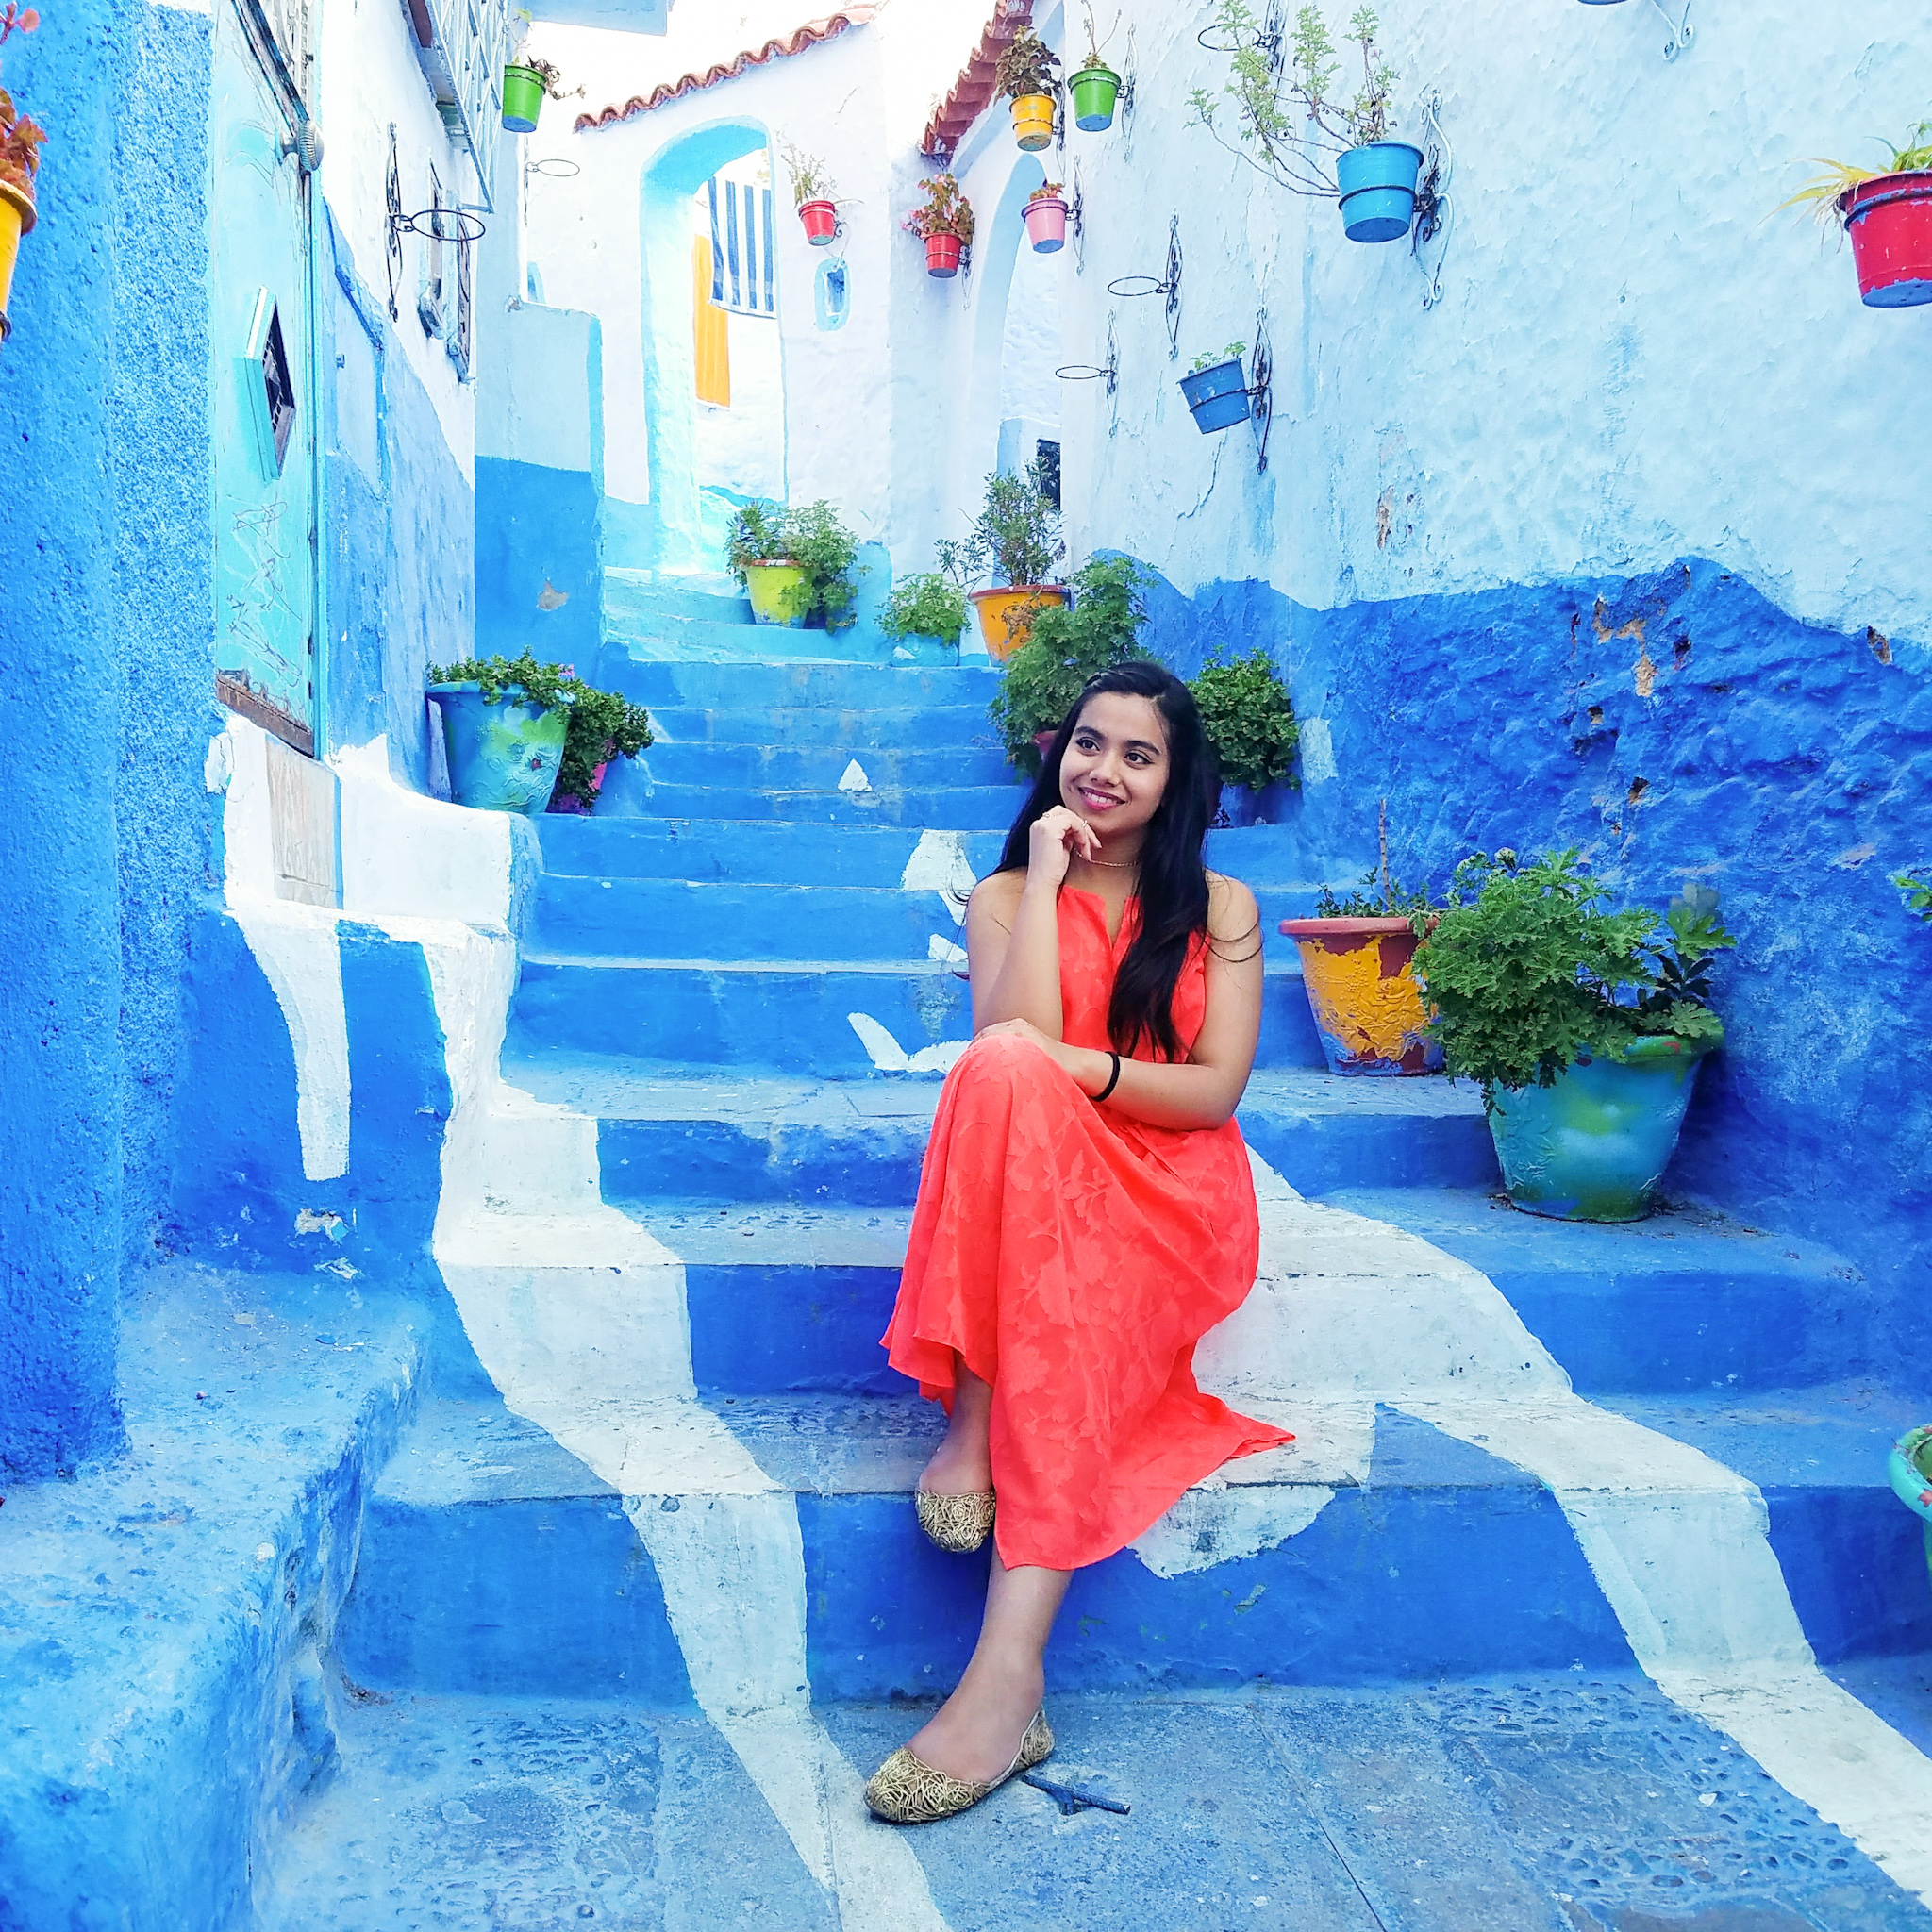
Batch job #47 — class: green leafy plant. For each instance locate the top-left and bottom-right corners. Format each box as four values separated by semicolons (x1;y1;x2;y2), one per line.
995;27;1060;101
1189;1;1397;198
1189;649;1298;792
1078;0;1119;70
903;173;976;248
724;499;863;629
1413;850;1735;1097
959;457;1064;589
1315;873;1433;919
1779;115;1932;229
988;555;1153;774
1892;869;1932;923
1027;180;1066;206
781;141;836;207
880;571;969;644
426;650;654;810
1187;341;1246;375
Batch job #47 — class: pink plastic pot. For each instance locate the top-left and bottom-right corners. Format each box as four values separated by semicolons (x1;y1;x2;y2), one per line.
1843;172;1932;308
799;199;838;246
924;232;962;278
1024;195;1069;254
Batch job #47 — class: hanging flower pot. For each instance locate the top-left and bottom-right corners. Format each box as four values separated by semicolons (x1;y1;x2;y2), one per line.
502;63;547;134
427;682;572;817
1335;140;1424;243
798;197;839;246
1011;93;1056;152
1841;172;1932;308
1178;357;1250;434
1485;1036;1714;1222
1889;1424;1932;1603
1278;917;1442;1076
924;231;962;278
1024;191;1069;254
742;559;811;627
1069;62;1122;132
971;586;1066;661
0;171;34;331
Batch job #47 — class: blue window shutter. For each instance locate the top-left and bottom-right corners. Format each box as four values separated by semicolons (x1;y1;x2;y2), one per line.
725;185;741;308
741;184;756;314
708;178;724;304
761;186;774;312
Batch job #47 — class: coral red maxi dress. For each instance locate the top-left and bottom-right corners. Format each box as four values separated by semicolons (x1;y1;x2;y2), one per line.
882;886;1293;1571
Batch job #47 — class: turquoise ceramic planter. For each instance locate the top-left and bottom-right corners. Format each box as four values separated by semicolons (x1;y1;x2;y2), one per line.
1486;1034;1712;1222
1888;1424;1932;1598
427;682;571;816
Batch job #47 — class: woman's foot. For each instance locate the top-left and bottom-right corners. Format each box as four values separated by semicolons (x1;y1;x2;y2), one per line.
918;1359;994;1497
904;1656;1046;1785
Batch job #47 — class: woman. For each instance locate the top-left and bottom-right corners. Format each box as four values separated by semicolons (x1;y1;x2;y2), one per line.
864;661;1292;1825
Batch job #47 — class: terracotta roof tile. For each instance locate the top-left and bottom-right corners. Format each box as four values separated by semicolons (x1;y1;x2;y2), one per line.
575;8;881;132
922;0;1032;161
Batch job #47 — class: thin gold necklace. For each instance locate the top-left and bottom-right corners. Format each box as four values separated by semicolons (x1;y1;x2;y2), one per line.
1079;854;1139;870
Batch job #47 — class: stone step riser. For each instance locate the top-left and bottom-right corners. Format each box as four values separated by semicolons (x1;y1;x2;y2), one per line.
635;742;1019;791
509;963;1324;1076
530;878;1334;964
644;704;1000;751
596;628;901;677
593;660;1006;712
590;773;1026;828
331;1476;1931;1707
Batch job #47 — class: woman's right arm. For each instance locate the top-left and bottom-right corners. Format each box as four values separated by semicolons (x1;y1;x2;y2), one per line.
965;808;1098;1037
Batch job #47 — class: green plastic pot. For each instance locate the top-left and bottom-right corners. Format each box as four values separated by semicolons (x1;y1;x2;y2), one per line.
1485;1033;1714;1223
502;64;546;134
1070;63;1122;132
743;560;810;627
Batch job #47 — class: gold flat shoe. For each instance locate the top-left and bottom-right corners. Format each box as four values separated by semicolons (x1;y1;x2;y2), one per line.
914;1487;995;1554
864;1708;1054;1824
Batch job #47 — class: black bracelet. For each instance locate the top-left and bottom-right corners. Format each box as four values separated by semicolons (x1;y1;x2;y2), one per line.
1093;1051;1122;1104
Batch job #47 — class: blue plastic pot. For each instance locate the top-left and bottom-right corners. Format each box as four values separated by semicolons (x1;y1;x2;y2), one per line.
1336;141;1424;243
1485;1034;1713;1222
427;682;572;816
1179;358;1250;434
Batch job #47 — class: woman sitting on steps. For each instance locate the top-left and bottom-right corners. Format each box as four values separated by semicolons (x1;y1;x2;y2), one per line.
865;660;1291;1825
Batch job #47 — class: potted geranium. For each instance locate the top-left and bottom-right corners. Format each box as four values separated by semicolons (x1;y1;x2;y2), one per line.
426;652;653;818
1413;850;1735;1221
1781;117;1932;308
958;458;1066;659
904;172;975;279
881;567;970;666
0;4;45;338
988;555;1152;776
1190;2;1421;243
1179;342;1250;433
1024;181;1070;253
1069;1;1123;132
784;141;840;246
501;49;579;134
726;498;863;630
996;26;1060;152
1189;649;1297;824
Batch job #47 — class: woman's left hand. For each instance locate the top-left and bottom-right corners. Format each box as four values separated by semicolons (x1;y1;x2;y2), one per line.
976;1016;1057;1053
975;1017;1110;1096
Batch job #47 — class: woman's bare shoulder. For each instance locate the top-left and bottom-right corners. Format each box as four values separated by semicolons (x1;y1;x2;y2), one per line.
1205;870;1261;944
967;868;1026;920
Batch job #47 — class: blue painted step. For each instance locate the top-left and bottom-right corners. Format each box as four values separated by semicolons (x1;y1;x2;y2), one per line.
591;772;1027;828
634;741;1019;791
646;701;1001;750
602;620;900;668
1327;1187;1892;1395
500;1062;1496;1206
591;658;1005;713
604;564;751;627
508;957;1321;1075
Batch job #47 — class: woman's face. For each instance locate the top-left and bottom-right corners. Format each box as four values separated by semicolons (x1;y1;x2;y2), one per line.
1059;691;1171;843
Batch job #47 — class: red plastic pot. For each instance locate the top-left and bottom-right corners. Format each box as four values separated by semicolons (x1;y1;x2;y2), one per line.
924;232;961;279
1024;195;1069;254
799;198;838;246
1843;172;1932;308
1033;729;1058;763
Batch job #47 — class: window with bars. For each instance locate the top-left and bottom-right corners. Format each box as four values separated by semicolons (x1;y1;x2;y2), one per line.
707;177;776;318
450;228;474;379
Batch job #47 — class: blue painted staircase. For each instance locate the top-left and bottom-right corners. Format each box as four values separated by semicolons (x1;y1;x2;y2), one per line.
250;616;1932;1929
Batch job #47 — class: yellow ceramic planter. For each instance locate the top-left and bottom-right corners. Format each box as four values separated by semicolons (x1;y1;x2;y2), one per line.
0;180;36;329
1277;916;1443;1076
743;559;810;627
1011;93;1056;152
971;585;1066;661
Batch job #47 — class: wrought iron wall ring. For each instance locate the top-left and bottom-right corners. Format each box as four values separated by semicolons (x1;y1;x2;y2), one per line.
1106;215;1182;356
391;208;489;244
525;158;581;180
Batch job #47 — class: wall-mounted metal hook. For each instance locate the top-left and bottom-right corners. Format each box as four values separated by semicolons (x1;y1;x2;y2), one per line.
1410;88;1453;311
1070;170;1085;274
1650;0;1692;58
1249;309;1274;474
1055;313;1120;437
525;157;581;181
1106;214;1182;357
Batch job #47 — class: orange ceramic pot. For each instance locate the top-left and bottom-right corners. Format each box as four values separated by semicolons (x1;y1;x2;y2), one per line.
1277;915;1442;1075
971;585;1066;661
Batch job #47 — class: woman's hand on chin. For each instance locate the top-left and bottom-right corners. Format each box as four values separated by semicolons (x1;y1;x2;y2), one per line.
1026;806;1099;891
975;1017;1113;1097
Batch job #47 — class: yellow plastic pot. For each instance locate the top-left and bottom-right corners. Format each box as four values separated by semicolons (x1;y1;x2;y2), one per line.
743;560;811;627
971;585;1066;661
0;180;37;330
1011;93;1056;152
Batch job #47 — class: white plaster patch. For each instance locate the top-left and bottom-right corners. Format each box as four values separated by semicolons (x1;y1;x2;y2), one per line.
1130;1479;1336;1578
233;905;350;1181
837;759;872;794
847;1012;969;1074
900;829;978;926
1298;718;1337;786
927;934;969;970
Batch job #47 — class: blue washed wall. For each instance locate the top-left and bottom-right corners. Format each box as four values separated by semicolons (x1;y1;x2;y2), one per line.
475;456;602;668
1140;559;1932;1368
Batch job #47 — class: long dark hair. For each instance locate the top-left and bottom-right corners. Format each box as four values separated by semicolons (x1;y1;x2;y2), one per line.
996;662;1219;1060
